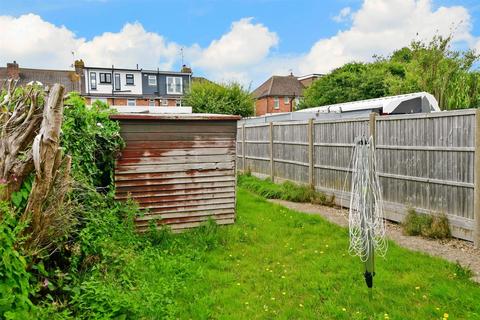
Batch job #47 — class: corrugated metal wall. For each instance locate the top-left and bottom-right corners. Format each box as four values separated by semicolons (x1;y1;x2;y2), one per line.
113;115;239;232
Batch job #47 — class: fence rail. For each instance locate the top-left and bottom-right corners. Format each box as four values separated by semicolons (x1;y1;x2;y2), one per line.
237;109;480;244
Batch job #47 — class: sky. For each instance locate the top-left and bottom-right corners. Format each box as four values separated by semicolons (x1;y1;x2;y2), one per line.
1;0;480;88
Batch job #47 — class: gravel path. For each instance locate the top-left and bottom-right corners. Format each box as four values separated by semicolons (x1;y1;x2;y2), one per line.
269;199;480;283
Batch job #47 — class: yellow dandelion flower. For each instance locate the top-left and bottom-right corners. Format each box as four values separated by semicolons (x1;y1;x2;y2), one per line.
443;313;449;318
282;292;286;295
342;308;346;312
415;286;420;290
299;304;304;308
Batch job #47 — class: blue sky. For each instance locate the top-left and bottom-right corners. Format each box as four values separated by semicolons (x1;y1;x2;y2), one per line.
1;0;480;86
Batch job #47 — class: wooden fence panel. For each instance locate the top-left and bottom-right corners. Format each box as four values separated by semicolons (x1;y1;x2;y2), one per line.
244;124;270;176
238;109;478;241
313;118;369;197
273;122;309;184
376;111;476;240
236;125;243;171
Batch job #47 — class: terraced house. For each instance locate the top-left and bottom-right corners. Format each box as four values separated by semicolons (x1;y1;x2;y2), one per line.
1;60;192;107
80;61;192;107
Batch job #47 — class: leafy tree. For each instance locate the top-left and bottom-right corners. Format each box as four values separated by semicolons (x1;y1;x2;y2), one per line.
184;80;254;117
300;35;480;110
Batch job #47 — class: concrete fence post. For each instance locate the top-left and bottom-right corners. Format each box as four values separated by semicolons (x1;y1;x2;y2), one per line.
308;118;314;187
474;109;480;247
270;122;274;182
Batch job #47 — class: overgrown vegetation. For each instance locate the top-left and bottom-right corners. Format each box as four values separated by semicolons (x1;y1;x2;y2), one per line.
299;35;480;110
184;80;254;116
238;173;335;206
402;208;451;239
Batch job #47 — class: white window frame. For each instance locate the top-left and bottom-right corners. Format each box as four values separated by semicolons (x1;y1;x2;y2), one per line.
127;99;136;107
284;96;290;105
161;99;168;106
273;96;279;109
125;74;134;85
166;77;183;94
149;99;155;107
114;73;121;91
148;75;157;86
90;72;97;90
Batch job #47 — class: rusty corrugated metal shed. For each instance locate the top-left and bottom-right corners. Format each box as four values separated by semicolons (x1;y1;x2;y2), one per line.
112;113;241;232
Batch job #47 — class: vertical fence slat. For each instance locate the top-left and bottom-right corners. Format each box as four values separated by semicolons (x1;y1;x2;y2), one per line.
308;118;314;187
242;123;246;172
475;109;480;247
270;122;274;181
369;112;376;143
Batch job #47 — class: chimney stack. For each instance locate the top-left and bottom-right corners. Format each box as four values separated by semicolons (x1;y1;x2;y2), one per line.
74;59;84;75
74;59;85;93
6;61;19;80
181;64;192;74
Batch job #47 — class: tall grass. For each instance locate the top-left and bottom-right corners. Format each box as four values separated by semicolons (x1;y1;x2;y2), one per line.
237;173;335;206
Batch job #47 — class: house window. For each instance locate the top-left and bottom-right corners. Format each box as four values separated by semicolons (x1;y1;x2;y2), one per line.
273;97;279;109
175;99;182;107
149;99;155;107
148;75;157;86
161;99;168;106
284;96;290;105
166;77;183;94
126;74;134;85
99;73;111;84
90;72;97;90
127;99;136;106
114;73;121;91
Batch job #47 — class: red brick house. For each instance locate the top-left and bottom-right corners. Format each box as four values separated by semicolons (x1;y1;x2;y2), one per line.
251;73;324;116
251;74;306;116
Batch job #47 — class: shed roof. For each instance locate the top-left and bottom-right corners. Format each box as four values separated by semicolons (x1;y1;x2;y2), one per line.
110;113;241;121
252;75;305;99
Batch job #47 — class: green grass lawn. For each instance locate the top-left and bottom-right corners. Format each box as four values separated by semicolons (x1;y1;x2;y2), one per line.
69;188;480;319
173;188;480;320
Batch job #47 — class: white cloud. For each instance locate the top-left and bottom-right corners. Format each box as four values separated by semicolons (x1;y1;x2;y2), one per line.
0;14;82;69
333;7;352;23
76;22;180;70
299;0;474;74
0;14;278;85
191;17;279;83
0;1;478;87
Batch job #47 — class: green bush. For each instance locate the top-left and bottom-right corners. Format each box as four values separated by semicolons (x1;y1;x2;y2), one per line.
62;94;124;190
0;202;36;319
183;80;254;117
402;209;450;239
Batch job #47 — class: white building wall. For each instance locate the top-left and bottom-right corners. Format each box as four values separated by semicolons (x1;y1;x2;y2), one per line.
84;69;142;96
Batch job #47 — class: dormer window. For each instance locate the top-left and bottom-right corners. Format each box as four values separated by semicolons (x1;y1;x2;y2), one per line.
99;73;111;84
148;75;157;86
166;77;182;94
126;74;134;85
